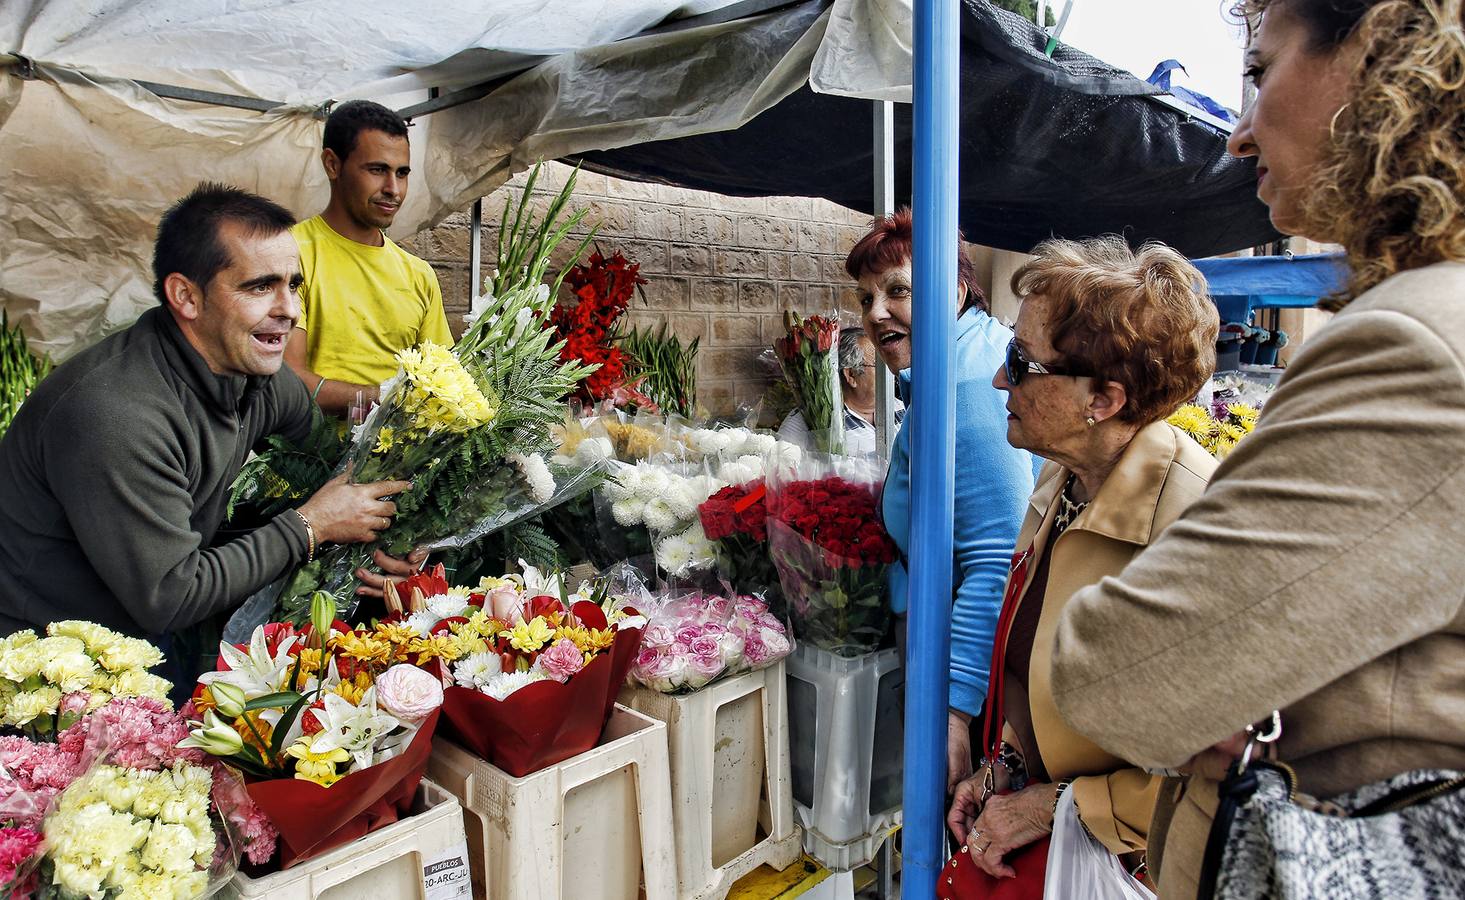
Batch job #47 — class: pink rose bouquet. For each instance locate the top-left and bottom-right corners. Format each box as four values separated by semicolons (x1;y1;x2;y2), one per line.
629;590;792;693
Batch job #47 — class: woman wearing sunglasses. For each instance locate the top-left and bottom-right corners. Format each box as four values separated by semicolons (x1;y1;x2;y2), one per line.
850;208;1038;797
945;236;1219;890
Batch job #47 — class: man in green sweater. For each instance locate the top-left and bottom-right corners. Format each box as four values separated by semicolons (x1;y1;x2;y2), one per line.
0;183;414;638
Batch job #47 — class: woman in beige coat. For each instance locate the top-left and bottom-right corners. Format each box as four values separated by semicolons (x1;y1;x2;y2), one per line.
1050;2;1465;898
946;237;1219;882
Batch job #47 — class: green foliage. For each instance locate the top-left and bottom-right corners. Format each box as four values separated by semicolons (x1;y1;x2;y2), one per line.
990;0;1057;26
621;320;699;417
276;163;602;614
228;414;349;520
0;310;52;444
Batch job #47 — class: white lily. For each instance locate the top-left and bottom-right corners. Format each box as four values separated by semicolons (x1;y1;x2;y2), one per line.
200;626;301;696
309;687;403;772
517;559;564;598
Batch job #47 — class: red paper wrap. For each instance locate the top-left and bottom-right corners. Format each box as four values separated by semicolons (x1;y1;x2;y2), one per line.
439;626;642;777
244;707;440;868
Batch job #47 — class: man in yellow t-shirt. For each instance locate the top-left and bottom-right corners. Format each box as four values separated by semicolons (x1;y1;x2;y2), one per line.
285;100;452;417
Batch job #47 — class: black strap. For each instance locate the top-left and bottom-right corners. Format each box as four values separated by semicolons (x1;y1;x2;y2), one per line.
1197;762;1262;899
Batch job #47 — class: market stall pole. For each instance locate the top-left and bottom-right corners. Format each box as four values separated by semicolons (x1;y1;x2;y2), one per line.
873;99;898;463
903;0;960;896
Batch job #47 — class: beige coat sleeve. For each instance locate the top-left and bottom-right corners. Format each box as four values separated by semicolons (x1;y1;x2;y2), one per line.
1070;767;1160;855
1050;306;1465;770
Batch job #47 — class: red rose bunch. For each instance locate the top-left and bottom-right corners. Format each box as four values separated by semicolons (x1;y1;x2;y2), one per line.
699;482;769;543
766;474;896;655
550;250;646;403
698;482;786;615
770;476;897;567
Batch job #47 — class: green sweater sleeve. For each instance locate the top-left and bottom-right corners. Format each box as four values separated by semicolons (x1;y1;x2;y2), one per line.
42;394;309;633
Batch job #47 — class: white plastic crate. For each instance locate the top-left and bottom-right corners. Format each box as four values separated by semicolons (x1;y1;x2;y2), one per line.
427;703;677;900
223;779;471;900
620;662;803;900
785;645;904;872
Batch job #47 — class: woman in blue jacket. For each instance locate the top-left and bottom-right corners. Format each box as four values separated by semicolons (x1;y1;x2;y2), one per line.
848;209;1037;792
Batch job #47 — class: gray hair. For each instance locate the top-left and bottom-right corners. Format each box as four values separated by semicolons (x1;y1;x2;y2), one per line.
838;326;870;370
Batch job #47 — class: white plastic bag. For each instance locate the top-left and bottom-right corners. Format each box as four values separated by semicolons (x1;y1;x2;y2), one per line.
1044;790;1155;900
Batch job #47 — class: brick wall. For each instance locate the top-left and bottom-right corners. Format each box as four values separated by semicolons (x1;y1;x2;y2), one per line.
400;162;875;419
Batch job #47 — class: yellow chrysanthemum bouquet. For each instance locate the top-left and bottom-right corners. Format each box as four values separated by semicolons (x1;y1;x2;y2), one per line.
1168;400;1261;458
278;164;604;620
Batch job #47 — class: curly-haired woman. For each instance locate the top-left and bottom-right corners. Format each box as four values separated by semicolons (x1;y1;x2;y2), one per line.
1050;2;1465;897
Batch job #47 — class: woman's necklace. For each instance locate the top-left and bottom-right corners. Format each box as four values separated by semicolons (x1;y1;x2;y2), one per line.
1053;475;1089;534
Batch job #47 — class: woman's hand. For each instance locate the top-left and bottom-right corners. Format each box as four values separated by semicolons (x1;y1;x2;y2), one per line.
947;709;974;794
946;761;1011;843
355;547;429;599
965;781;1058;878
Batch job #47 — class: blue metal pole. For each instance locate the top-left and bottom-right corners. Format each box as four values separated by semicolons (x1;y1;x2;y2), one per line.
904;0;959;895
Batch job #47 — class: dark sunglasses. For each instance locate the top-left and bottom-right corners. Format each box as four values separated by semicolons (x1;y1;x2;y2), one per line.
1004;338;1092;386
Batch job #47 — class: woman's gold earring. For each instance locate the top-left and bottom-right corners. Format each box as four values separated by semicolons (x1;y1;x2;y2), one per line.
1328;102;1352;139
1086;416;1096;428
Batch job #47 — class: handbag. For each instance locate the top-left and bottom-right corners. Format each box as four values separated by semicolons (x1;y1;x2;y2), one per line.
1198;713;1465;899
937;546;1050;900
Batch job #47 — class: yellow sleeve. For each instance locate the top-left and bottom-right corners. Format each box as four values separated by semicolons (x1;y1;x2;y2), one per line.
1068;767;1161;855
419;266;453;346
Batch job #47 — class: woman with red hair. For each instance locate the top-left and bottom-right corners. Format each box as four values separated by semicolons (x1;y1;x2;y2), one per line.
847;208;1037;793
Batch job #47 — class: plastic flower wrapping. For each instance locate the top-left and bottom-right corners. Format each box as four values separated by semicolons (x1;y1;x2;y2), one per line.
184;594;443;867
765;454;899;657
562;416;805;582
274;162;603;622
0;624;275;898
387;563;646;777
629;592;792;694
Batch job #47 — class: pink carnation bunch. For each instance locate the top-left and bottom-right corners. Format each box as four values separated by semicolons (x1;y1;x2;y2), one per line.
205;759;279;866
0;737;83;828
535;639;588;682
57;696;202;770
0;824;43;895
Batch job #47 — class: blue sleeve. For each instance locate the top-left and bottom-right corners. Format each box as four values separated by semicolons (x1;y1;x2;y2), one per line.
947;375;1033;716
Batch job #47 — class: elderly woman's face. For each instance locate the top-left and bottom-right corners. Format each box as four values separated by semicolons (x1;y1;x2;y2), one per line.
1226;9;1357;237
858;263;914;374
993;294;1094;459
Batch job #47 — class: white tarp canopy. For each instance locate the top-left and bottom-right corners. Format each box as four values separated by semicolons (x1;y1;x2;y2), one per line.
3;0;1267;361
3;0;907;360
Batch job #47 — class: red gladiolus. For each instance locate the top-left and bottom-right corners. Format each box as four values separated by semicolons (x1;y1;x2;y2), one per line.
549;250;647;406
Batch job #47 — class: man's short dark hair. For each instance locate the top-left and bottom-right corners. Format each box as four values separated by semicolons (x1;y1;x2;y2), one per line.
323;100;409;163
152;182;296;305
